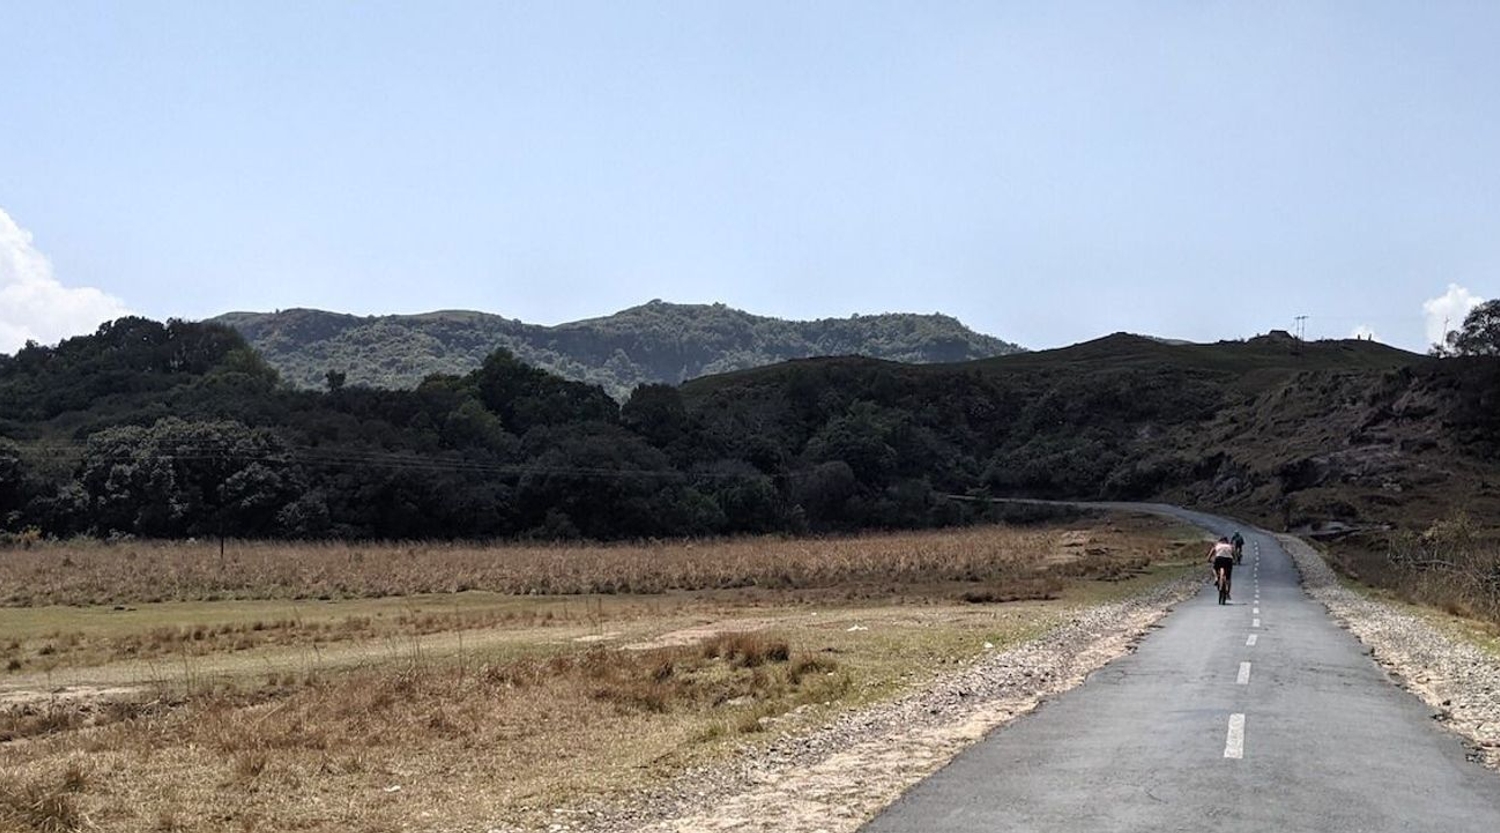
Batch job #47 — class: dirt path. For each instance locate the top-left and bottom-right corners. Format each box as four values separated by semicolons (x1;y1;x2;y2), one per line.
0;619;650;705
621;608;894;651
0;607;930;706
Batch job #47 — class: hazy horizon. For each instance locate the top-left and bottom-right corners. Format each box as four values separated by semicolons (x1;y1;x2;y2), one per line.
3;2;1496;354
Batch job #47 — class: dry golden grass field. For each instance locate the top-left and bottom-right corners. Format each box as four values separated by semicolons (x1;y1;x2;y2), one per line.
0;514;1202;832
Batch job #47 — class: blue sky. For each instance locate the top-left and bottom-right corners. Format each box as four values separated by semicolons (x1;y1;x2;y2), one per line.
1;1;1496;354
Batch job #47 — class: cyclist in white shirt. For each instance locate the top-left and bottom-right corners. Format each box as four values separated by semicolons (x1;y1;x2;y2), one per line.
1209;537;1236;601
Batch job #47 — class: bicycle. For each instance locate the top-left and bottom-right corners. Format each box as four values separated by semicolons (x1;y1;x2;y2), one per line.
1208;538;1235;605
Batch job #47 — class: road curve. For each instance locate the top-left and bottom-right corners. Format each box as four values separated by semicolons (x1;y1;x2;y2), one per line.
861;504;1500;832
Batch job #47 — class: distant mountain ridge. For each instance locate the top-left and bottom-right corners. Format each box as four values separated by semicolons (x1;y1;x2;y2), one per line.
211;300;1025;397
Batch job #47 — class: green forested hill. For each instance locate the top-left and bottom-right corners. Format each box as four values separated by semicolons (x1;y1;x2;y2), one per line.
210;301;1024;398
5;317;1495;552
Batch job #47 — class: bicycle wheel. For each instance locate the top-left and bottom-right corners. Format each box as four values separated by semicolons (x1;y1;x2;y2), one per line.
1218;578;1229;605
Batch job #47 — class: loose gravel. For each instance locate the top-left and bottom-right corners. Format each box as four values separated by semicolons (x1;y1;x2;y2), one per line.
1278;534;1500;769
472;573;1201;833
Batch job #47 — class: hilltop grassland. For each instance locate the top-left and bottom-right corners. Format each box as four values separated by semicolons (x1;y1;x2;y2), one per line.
0;513;1201;833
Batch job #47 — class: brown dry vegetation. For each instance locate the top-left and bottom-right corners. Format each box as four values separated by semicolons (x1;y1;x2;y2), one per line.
0;602;589;674
0;526;1114;607
5;634;853;832
1322;512;1500;625
0;515;1201;832
0;522;1176;676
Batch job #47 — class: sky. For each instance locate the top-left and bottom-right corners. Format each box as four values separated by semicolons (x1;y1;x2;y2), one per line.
2;1;1497;355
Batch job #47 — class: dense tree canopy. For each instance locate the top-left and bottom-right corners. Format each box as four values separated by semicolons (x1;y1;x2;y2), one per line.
3;316;1479;542
76;418;311;538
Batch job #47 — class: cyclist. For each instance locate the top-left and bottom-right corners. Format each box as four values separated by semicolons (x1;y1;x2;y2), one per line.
1231;531;1245;565
1209;536;1236;603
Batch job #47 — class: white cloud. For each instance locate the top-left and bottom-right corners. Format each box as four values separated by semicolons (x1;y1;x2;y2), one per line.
1422;283;1486;348
0;208;131;354
1350;324;1377;341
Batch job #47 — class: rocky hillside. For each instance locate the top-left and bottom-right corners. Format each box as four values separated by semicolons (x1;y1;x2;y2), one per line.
211;301;1024;398
680;330;1499;534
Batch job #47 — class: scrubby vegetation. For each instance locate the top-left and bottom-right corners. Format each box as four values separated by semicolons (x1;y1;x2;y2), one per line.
1324;512;1500;624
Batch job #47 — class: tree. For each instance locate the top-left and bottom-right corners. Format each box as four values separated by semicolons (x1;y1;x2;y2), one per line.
0;438;26;524
470;348;618;434
803;401;899;484
696;461;783;533
441;398;515;453
514;424;673;539
1442;300;1500;357
621;384;686;447
78;418;306;541
790;461;859;529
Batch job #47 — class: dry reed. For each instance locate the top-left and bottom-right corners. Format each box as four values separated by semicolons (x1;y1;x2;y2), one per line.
1;527;1068;607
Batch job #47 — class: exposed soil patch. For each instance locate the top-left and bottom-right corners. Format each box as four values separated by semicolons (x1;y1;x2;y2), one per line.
624;618;785;652
0;685;144;708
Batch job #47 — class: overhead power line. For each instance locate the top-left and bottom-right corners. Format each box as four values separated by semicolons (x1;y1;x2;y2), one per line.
9;441;795;481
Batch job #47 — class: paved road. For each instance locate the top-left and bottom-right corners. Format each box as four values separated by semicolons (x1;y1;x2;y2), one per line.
862;505;1500;832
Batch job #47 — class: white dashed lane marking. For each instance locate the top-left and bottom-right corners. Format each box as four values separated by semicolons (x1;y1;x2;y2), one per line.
1224;538;1264;760
1224;714;1246;759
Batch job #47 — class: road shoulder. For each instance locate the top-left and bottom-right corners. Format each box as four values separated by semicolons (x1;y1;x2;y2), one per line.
1278;533;1500;770
533;572;1200;833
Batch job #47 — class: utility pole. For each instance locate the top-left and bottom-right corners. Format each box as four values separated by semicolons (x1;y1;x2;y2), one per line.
1293;315;1308;341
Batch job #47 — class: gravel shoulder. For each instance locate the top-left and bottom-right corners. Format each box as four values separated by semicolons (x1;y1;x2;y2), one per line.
488;571;1201;833
1278;533;1500;769
495;528;1500;833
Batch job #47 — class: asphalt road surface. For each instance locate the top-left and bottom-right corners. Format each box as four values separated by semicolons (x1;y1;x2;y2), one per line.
862;504;1500;832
